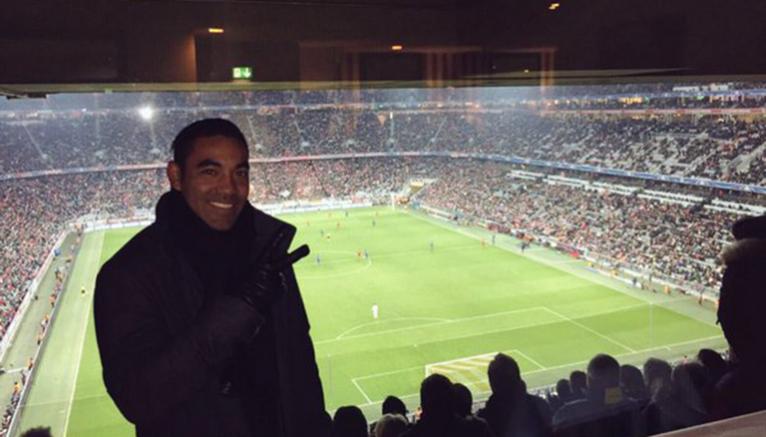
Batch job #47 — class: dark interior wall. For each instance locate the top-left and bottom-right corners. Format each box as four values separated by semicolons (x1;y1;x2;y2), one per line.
196;39;302;82
0;38;119;83
120;27;198;83
298;46;342;82
359;52;423;81
460;0;766;75
0;0;118;83
0;0;458;84
181;1;458;82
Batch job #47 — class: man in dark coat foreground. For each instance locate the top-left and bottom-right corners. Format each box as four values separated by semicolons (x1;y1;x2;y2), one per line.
94;118;330;437
712;214;766;421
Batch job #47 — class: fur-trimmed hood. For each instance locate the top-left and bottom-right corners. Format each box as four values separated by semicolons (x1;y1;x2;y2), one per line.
721;238;766;266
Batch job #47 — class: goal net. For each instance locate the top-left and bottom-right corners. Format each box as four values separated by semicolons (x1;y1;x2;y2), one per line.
424;352;496;395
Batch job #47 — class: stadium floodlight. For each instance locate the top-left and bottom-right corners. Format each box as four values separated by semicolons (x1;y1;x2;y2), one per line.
138;105;155;121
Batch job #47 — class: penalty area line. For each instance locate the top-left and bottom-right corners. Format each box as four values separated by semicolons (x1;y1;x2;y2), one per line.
351;378;373;404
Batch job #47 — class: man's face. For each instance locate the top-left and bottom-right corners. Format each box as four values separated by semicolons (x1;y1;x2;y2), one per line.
167;135;250;231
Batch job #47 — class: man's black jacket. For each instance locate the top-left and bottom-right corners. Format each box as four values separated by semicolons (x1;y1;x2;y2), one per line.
94;194;330;437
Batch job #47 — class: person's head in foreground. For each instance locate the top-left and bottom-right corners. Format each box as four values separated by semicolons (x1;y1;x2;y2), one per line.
167;118;250;231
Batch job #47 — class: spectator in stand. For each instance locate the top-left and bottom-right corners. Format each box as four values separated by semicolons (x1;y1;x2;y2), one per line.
711;215;766;420
370;395;409;436
547;379;573;414
382;395;408;419
620;365;649;407
477;353;551;437
643;358;673;404
451;383;474;418
374;414;408;437
696;349;727;390
331;406;369;437
451;382;492;432
403;373;493;437
553;354;642;437
569;371;587;401
644;361;709;434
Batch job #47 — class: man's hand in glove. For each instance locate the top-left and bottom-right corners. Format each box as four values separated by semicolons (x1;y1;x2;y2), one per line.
192;229;310;367
238;229;310;312
237;257;290;310
194;295;266;367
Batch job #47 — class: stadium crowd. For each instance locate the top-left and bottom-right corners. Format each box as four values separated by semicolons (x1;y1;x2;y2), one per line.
2;92;766;187
417;160;738;287
0;170;164;336
329;348;738;437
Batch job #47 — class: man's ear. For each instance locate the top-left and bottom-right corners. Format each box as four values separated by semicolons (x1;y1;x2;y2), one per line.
167;161;183;191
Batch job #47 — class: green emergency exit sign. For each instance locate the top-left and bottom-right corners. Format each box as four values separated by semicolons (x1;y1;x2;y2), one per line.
232;67;252;80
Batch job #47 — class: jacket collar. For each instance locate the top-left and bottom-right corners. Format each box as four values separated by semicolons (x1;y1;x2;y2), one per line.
154;190;297;262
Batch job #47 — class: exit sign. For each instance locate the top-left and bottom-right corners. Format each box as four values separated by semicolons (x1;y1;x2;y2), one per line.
232;67;252;80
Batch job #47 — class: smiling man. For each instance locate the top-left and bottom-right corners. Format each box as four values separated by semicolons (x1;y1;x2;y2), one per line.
168;133;251;231
94;119;330;437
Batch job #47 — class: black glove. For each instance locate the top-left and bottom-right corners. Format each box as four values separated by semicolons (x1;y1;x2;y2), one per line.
238;260;290;310
193;295;265;367
192;259;290;368
236;228;310;312
192;230;309;368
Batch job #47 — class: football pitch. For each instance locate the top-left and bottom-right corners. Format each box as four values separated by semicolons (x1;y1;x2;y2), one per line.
16;207;724;436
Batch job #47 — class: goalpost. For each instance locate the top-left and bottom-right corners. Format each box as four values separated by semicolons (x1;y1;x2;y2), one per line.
424;351;497;395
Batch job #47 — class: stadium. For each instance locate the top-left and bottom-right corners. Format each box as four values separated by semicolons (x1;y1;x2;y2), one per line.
0;83;763;436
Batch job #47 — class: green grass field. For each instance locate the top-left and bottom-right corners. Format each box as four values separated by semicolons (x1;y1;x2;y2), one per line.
16;207;725;436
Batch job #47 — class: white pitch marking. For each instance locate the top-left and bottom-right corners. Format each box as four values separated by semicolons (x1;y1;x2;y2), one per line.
62;232;103;437
315;307;549;345
542;306;637;353
352;334;725;407
335;317;452;340
513;349;546;371
351;378;373;404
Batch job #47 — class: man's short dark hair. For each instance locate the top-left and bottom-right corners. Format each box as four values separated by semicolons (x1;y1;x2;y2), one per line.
643;357;672;387
171;118;248;169
587;354;620;389
331;405;368;437
556;378;572;399
488;352;522;395
420;373;453;415
620;364;647;400
451;382;473;417
697;348;727;383
570;370;587;394
382;395;407;416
